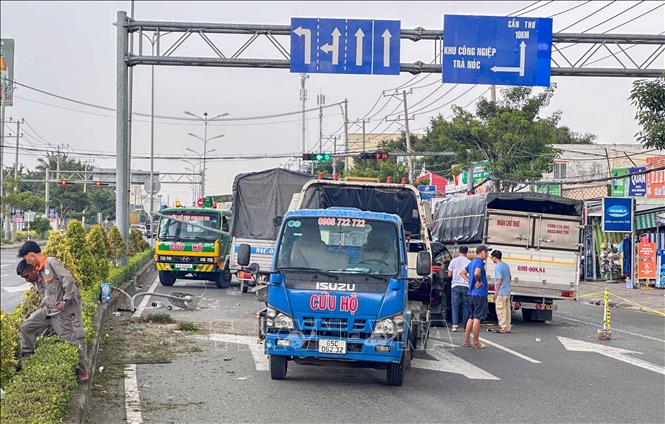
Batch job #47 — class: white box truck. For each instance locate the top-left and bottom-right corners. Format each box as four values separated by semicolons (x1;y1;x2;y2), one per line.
431;192;583;322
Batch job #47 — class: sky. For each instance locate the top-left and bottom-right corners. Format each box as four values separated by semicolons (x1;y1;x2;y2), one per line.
1;1;664;205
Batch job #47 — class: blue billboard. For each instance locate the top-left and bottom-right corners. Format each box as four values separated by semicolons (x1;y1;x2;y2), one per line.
628;166;646;197
602;197;634;233
442;15;552;87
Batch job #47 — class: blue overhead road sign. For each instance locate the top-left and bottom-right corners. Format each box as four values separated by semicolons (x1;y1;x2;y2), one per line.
442;15;552;87
290;17;400;75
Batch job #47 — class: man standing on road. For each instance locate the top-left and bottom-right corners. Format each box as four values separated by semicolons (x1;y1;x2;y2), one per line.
448;246;471;332
491;250;512;334
461;245;490;349
17;241;89;382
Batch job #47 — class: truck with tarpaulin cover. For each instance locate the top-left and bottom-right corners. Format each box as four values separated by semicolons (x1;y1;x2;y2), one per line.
236;207;432;386
155;205;232;288
288;179;446;323
431;192;583;322
228;168;313;293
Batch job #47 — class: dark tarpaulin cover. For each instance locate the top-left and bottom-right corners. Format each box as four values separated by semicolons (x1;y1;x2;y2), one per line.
432;192;583;244
300;184;421;236
230;168;312;240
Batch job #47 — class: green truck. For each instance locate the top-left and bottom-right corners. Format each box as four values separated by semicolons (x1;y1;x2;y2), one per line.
154;206;232;288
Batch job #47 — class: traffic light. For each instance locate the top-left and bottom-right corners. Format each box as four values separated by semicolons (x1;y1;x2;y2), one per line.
359;151;390;160
302;153;332;162
59;179;68;186
93;180;108;187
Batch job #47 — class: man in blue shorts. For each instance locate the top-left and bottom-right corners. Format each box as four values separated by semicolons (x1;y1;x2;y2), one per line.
461;245;491;349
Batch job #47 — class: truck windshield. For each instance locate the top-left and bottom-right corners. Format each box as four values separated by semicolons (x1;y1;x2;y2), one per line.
276;217;399;276
158;212;220;242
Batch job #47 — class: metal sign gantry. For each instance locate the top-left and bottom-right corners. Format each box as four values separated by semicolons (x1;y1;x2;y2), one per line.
115;10;665;260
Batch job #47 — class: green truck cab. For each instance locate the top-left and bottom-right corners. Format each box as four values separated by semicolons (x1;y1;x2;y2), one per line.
154;206;232;288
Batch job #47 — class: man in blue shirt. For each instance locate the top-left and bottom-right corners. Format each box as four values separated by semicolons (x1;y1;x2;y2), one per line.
460;245;490;349
491;250;512;333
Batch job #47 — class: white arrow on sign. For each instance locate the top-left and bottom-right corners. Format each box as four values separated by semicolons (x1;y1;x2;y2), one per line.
491;41;526;77
558;336;665;375
320;27;341;65
381;29;392;67
354;28;365;66
293;26;312;64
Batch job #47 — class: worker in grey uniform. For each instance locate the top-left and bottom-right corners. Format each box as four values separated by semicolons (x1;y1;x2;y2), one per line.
17;241;90;383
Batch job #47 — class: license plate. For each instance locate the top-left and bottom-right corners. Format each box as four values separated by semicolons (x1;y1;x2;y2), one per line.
174;263;191;269
318;339;346;354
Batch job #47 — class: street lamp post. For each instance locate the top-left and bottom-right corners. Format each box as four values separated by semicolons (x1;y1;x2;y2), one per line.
185;147;216;200
184;111;228;197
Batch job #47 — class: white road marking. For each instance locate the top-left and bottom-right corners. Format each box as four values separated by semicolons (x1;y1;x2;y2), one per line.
412;344;499;380
478;337;542;364
124;364;143;424
2;283;31;293
198;333;268;371
1;273;9;277
133;278;159;319
1;264;9;268
558;336;665;376
559;315;665;344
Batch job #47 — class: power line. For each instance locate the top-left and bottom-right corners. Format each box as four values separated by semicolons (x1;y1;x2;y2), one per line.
559;1;617;32
601;1;664;33
516;0;555;16
582;0;645;33
549;1;592;18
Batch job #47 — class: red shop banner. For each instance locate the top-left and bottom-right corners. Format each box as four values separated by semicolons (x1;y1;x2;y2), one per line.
638;242;657;279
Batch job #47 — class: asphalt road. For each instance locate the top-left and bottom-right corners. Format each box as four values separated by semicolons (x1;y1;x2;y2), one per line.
1;248;28;312
92;276;665;423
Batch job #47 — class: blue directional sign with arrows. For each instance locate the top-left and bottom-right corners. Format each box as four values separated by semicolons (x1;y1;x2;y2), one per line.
442;15;553;86
291;17;400;75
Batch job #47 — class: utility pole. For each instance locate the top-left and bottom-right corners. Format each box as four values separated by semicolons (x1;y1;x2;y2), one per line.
13;119;23;191
116;10;130;264
81;161;88;226
300;74;309;172
332;136;338;177
317;93;325;152
0;73;6;239
44;169;50;217
401;91;414;184
343;99;349;174
491;85;497;103
362;118;367;153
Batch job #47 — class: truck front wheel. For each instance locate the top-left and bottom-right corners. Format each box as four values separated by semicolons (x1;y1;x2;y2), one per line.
159;271;176;286
215;267;232;289
387;356;404;386
270;355;288;380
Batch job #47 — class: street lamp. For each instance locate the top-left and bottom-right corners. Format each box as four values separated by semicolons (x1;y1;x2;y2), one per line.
185;148;215;199
182;159;200;202
184;111;228;197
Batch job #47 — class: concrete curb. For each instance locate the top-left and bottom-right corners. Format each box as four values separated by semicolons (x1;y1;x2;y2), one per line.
0;240;46;250
65;260;156;424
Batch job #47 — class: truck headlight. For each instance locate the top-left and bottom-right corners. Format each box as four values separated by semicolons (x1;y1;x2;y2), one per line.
266;308;294;330
372;314;404;338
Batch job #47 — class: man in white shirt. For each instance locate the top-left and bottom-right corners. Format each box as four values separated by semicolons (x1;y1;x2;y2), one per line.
447;246;471;332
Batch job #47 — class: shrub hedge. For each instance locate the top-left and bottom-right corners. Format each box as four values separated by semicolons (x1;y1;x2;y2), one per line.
0;223;153;422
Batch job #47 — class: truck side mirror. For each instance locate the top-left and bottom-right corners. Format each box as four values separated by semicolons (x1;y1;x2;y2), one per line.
273;216;283;227
237;243;251;266
416;251;432;276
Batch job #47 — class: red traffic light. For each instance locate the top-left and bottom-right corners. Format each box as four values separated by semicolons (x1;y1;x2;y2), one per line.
374;152;390;160
197;197;204;207
59;179;67;186
95;180;102;187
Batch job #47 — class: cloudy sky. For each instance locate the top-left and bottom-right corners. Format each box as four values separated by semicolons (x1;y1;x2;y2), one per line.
1;1;663;203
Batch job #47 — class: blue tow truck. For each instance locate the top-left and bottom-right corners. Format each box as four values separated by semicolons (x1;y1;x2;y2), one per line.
236;207;432;386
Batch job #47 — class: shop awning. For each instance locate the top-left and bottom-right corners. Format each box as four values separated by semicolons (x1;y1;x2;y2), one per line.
635;211;664;230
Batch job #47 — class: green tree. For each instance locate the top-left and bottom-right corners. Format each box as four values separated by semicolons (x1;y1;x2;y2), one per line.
630;74;665;149
86;188;115;222
43;231;83;286
554;126;596;144
128;229;148;256
30;217;51;238
107;226;126;263
86;225;110;282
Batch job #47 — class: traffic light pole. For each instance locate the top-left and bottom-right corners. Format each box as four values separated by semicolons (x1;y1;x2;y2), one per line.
402;91;414;185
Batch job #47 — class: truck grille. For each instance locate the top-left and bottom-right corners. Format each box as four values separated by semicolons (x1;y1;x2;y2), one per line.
300;316;367;333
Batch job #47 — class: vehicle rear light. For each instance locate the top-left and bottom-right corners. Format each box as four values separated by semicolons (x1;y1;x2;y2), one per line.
238;271;247;280
431;265;441;273
535;303;542;310
488;284;495;292
560;291;574;298
514;302;521;310
544;304;552;310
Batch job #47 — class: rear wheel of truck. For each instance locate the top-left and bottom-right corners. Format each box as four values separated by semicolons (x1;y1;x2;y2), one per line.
159;271;176;286
215;267;232;289
270;355;288;380
387;356;404;386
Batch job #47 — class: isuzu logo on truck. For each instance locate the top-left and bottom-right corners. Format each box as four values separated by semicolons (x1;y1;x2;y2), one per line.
315;282;356;291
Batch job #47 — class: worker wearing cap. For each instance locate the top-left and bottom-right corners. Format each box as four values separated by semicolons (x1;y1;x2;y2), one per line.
461;244;491;349
491;250;512;333
17;241;89;383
